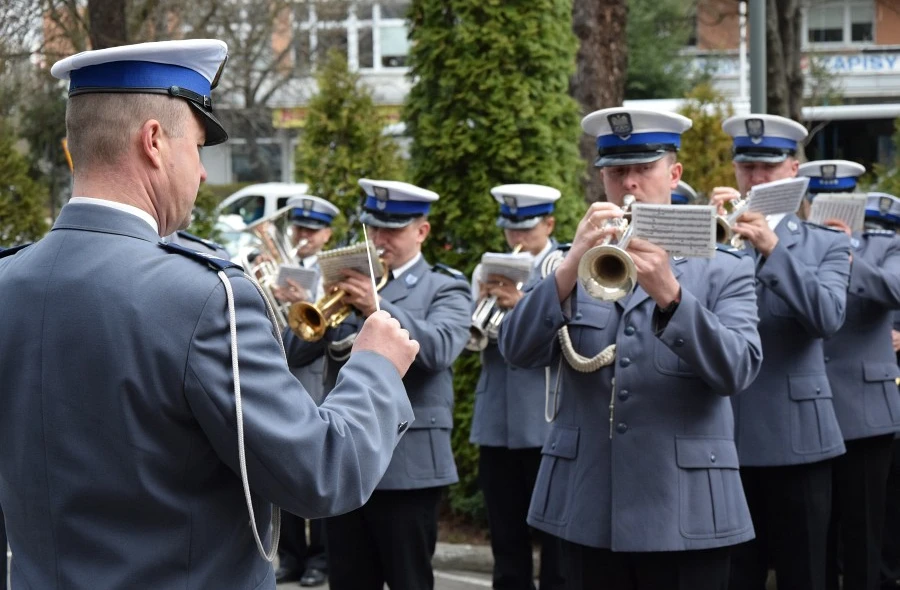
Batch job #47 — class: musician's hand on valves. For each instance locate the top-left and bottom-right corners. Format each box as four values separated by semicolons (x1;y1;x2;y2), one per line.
626;238;680;307
337;268;380;318
892;329;900;353
732;211;779;257
353;310;419;377
556;202;624;300
709;186;742;215
271;279;309;303
485;273;522;309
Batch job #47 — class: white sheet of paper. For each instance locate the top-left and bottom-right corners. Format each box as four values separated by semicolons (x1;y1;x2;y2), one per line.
630;204;717;258
479;252;534;286
807;192;868;233
275;264;319;298
745;176;810;217
318;242;384;286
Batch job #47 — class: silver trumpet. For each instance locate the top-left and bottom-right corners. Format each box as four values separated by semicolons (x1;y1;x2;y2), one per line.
465;244;523;352
715;197;750;249
577;195;637;301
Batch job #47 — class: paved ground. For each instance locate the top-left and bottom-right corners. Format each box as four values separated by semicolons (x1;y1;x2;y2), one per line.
276;569;495;589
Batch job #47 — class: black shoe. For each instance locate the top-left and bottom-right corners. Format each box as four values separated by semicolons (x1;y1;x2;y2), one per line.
275;566;303;583
299;567;327;587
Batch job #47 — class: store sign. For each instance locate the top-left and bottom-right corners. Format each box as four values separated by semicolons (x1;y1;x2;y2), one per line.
690;52;900;78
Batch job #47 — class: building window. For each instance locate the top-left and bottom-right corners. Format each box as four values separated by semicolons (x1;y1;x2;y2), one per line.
230;143;284;183
805;0;874;46
294;1;411;71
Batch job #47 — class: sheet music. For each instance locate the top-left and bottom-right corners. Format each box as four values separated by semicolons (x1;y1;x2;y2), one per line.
808;192;868;233
479;252;534;285
275;264;319;299
745;176;810;217
630;204;717;258
318;242;384;286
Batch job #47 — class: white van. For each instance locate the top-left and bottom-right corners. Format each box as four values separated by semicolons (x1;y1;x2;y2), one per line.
216;182;310;226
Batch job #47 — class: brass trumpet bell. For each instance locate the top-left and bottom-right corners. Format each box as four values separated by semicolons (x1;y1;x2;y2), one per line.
715;197;749;249
576;195;637;302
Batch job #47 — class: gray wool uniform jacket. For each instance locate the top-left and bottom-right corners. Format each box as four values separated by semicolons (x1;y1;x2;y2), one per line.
0;203;414;590
498;246;763;553
824;229;900;441
285;255;472;490
732;215;851;466
469;244;558;449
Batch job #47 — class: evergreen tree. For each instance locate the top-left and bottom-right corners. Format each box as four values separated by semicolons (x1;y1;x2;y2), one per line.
405;0;584;523
0;121;49;247
626;0;694;100
294;50;405;244
873;118;900;197
677;84;737;200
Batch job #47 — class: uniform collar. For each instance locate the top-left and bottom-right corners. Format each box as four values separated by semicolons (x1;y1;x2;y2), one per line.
53;201;161;243
391;252;423;280
68;196;159;234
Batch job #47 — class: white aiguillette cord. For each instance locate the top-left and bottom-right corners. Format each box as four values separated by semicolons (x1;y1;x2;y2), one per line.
362;224;381;313
216;269;282;562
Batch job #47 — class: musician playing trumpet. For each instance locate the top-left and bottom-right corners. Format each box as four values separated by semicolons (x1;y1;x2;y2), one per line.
469;184;565;590
498;108;763;590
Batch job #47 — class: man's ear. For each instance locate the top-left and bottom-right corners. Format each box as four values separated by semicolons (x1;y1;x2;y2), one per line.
416;219;431;244
140;119;165;169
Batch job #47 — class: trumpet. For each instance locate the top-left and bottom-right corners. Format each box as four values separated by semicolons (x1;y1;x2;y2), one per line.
577;195;637;301
715;197;750;249
289;242;389;342
465;244;523;352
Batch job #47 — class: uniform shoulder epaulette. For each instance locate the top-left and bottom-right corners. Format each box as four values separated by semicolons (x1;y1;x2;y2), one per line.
431;262;466;281
176;230;226;251
864;228;896;238
802;221;843;233
554;242;572;253
715;242;748;257
0;243;31;258
159;242;243;271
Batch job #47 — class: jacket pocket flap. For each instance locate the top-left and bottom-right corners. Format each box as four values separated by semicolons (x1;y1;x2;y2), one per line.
788;374;832;401
675;437;739;469
408;406;453;429
541;425;579;459
863;362;900;382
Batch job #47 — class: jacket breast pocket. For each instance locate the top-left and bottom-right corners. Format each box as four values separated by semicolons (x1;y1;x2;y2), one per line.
676;437;750;539
789;374;843;455
568;302;613;356
530;426;579;526
654;339;696;377
405;406;455;479
863;362;900;429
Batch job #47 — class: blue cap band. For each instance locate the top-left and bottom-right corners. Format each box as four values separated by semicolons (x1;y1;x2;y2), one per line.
808;177;858;192
866;209;900;224
291;209;333;225
364;196;431;216
499;202;554;219
69;61;211;97
671;193;689;204
733;136;798;151
597;131;682;150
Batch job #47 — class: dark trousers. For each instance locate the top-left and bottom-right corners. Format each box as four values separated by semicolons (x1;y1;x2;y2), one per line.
1;506;6;590
827;434;895;590
278;511;327;573
730;461;833;590
326;486;443;590
561;539;731;590
882;438;900;588
479;445;565;590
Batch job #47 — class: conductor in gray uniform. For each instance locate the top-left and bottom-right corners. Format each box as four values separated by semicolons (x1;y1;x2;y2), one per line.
469;184;564;590
798;165;900;590
499;108;763;590
283;179;472;590
0;40;418;590
270;194;340;587
711;115;852;590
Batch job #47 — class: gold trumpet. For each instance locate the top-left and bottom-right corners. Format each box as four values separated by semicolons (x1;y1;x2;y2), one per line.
577;195;637;301
288;242;389;342
465;244;523;352
715;197;750;249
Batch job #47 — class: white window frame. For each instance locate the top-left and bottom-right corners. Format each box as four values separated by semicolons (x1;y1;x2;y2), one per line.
802;0;875;49
294;1;411;72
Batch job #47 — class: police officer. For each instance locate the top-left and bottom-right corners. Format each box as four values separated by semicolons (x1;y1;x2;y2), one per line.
499;108;763;590
0;40;419;590
671;179;699;205
884;307;900;589
469;184;565;590
284;179;472;590
270;194;339;587
711;115;852;590
802;178;900;590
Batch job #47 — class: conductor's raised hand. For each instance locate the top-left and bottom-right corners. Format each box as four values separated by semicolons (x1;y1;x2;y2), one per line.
353;310;419;377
